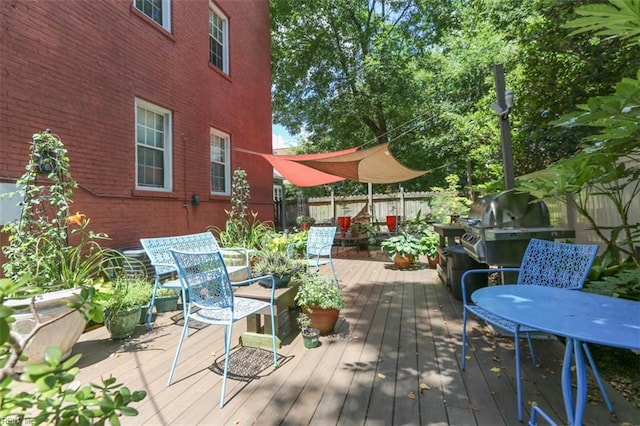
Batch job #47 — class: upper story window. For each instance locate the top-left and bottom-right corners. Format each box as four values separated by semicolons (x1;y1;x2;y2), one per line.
134;0;172;32
135;99;172;190
210;129;230;195
209;4;229;74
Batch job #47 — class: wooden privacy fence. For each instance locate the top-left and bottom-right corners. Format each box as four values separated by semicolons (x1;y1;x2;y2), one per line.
286;190;448;227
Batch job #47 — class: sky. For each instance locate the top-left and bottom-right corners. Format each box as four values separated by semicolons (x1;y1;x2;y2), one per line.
272;123;296;150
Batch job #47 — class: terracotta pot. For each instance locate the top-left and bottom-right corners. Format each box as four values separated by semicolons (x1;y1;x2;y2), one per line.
299;222;311;231
427;252;440;268
394;253;413;269
302;306;340;335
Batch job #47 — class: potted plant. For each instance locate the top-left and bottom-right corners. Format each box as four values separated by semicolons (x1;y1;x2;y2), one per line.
1;131;125;363
380;232;424;269
420;230;441;268
294;273;344;335
0;274;147;422
103;278;152;339
154;287;181;312
297;312;320;348
252;251;306;288
296;215;316;231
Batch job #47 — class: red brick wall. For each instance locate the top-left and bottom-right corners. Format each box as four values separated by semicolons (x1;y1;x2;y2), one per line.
0;0;273;250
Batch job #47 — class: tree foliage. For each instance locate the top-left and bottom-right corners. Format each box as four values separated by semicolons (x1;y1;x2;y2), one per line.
271;0;639;195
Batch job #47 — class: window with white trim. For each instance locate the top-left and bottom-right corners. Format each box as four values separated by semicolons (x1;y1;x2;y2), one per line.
135;99;172;190
210;129;230;194
209;4;229;74
134;0;172;32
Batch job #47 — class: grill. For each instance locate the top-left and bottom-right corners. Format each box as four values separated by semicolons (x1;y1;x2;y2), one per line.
459;190;575;266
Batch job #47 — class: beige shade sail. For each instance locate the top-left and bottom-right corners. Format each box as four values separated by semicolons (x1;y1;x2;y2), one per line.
296;143;428;184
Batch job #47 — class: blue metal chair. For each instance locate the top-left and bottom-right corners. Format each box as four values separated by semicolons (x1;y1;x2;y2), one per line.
528;402;558;426
460;238;611;421
168;249;278;408
140;232;250;330
289;226;338;283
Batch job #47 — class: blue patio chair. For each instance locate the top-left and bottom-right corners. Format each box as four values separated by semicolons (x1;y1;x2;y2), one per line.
289;226;338;283
528;402;558;426
168;249;278;408
140;232;250;330
460;238;611;421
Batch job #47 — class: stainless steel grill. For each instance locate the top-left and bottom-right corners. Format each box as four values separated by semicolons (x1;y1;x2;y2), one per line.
459;190;575;266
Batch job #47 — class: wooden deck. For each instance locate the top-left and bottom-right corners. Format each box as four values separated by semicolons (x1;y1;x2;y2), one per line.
74;249;639;425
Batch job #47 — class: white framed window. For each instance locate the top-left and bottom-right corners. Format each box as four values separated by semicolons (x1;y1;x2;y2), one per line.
134;0;172;32
135;99;172;190
208;3;229;74
210;129;230;195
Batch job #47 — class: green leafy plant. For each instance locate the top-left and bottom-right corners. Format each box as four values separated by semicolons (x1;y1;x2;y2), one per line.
419;230;440;259
295;215;316;225
428;175;472;223
208;168;275;250
252;251;306;278
0;275;146;423
1;131;125;293
294;273;344;311
102;278;153;317
380;232;425;261
296;312;312;330
156;288;180;298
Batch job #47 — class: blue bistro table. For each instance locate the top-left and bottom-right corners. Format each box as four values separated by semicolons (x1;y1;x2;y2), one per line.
472;285;640;425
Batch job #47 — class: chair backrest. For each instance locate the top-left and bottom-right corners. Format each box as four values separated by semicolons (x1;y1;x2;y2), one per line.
170;250;234;312
517;238;599;289
140;232;221;276
307;226;337;256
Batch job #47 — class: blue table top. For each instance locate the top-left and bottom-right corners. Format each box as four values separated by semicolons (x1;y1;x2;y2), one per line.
472;285;640;350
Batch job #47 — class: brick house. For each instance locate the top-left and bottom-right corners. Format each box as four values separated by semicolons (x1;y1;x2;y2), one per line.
0;0;274;250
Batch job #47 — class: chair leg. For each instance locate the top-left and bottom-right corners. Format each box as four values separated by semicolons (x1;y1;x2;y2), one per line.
181;288;190;337
167;314;190;386
146;283;159;330
329;259;338;284
582;342;614;413
461;308;468;371
515;326;524;422
525;332;538;365
220;324;233;408
269;305;278;368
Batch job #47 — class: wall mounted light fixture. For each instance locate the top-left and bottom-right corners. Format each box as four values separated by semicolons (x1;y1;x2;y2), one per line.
191;194;200;207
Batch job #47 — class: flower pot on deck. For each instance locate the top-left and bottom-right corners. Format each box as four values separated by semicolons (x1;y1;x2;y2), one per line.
302;306;340;335
302;327;320;348
105;306;142;339
154;295;179;312
7;288;87;367
394;253;413;269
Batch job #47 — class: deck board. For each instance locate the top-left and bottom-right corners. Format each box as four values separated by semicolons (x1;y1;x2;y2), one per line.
72;251;639;425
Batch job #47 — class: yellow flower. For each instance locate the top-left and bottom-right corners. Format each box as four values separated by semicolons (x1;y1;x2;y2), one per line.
66;211;86;227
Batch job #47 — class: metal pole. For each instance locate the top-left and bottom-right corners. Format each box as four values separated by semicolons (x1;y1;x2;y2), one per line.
493;64;515;190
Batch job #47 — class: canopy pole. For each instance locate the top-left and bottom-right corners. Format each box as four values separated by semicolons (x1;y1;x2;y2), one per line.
368;183;373;224
330;188;335;225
